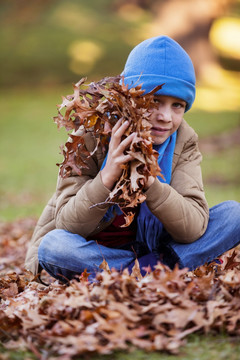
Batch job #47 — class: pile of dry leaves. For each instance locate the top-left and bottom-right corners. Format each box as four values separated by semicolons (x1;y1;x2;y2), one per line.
54;77;163;225
0;219;240;359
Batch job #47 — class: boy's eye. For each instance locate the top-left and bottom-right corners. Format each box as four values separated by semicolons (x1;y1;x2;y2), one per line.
173;102;185;109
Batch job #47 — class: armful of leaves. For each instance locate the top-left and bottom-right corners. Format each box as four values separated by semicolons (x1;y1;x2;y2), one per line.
54;76;164;224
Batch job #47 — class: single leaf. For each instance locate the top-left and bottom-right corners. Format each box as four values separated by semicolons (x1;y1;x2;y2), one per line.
224;250;240;270
99;259;111;273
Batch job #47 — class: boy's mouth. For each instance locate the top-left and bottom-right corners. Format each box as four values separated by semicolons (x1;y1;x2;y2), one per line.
151;126;170;134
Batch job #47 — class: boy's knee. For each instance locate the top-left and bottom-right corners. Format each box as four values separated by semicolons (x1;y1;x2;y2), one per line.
211;200;240;214
224;200;239;207
38;229;69;261
224;200;240;216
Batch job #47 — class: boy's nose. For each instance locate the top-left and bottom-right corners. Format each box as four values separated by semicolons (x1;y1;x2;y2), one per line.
156;105;172;122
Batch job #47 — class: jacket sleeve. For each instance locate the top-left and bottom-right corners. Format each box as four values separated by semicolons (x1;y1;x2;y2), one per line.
145;134;209;243
54;133;111;238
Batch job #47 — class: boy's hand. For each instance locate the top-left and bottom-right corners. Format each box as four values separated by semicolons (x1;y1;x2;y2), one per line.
100;120;135;190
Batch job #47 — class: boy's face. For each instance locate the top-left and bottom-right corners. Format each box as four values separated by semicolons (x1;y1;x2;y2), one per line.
148;95;186;145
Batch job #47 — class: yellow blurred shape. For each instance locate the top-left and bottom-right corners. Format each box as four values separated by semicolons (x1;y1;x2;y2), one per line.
210;17;240;59
194;62;240;112
201;63;240;89
68;40;104;75
194;86;240;112
68;41;103;63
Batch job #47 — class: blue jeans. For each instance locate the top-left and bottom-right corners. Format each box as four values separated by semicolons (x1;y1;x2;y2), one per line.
38;201;240;282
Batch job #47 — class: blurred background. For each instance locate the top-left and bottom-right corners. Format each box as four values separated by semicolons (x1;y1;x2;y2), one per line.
0;0;239;221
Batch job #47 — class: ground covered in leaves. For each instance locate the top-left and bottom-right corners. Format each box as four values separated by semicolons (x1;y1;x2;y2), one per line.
0;219;240;360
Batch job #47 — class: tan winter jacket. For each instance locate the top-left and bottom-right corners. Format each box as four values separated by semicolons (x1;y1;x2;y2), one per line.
25;119;209;275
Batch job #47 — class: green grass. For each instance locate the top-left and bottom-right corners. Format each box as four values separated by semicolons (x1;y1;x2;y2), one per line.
185;109;240;138
185;109;240;207
0;345;37;360
0;87;239;220
1;334;240;360
88;334;240;360
201;146;240;206
0;87;68;220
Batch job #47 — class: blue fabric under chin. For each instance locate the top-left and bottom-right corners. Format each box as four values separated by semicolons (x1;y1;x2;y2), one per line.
136;131;176;252
100;131;177;232
152;131;176;185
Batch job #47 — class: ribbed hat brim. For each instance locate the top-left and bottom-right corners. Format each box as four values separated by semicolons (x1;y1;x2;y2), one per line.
123;74;195;112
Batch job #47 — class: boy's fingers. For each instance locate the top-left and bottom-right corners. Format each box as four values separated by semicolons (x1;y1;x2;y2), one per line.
118;132;136;152
110;120;131;150
122;154;134;164
112;119;124;134
112;120;129;138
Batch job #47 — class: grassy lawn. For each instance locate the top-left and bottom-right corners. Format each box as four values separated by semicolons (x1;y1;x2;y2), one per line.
1;334;240;360
185;109;240;207
0;86;67;220
89;334;240;360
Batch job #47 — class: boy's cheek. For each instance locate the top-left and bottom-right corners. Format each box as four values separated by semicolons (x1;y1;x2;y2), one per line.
174;118;183;131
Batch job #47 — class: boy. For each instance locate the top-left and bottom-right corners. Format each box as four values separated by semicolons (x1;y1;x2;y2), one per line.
25;36;240;281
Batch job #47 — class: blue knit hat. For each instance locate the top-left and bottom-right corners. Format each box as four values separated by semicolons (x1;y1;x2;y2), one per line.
121;35;196;111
